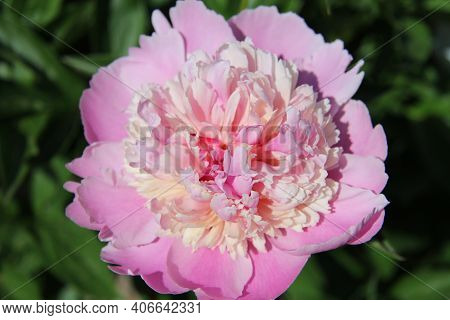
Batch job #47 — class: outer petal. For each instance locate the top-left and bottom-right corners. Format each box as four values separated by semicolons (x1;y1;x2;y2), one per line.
334;100;388;160
272;184;389;255
348;210;385;245
169;0;235;54
167;240;252;299
142;273;187;295
81;30;185;143
229;6;324;60
194;289;214;300
239;244;310;300
66;142;124;179
329;154;388;193
101;237;188;294
151;10;171;34
365;125;388;161
297;40;364;113
77;177;158;248
64;181;101;230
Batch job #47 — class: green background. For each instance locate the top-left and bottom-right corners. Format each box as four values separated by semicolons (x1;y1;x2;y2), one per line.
0;0;449;300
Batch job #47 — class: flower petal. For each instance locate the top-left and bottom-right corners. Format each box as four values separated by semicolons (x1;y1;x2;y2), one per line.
81;30;185;143
169;0;235;54
297;40;364;113
229;6;324;60
101;237;171;275
151;10;171;34
334;100;388;160
365;125;388;161
239;244;309;299
101;237;188;294
77;177;158;248
348;210;385;245
272;184;389;255
142;273;188;295
167;240;252;299
66;142;124;179
329;154;388;193
64;181;101;230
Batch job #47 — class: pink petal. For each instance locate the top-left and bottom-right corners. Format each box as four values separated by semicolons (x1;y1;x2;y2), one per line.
334;100;388;160
239;244;310;299
227;144;251;176
169;0;235;54
101;237;171;275
66;142;124;179
142;272;188;295
329;154;388;193
272;184;389;255
296;40;364;113
167;240;252;299
81;29;185;143
194;289;214;299
348;210;385;245
77;177;158;248
364;124;388;161
101;237;188;294
63;181;101;230
151;10;171;34
229;6;324;60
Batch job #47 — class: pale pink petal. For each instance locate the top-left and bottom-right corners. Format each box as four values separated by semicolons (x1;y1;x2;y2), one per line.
81;30;185;143
329;154;388;193
229;6;324;60
272;184;389;255
296;40;364;113
167;240;252;299
194;289;214;299
101;237;172;275
169;0;235;54
239;245;309;299
142;273;188;295
66;142;124;179
101;237;189;294
364;125;388;161
63;181;101;230
77;177;158;248
334;100;388;160
151;10;171;34
348;210;385;245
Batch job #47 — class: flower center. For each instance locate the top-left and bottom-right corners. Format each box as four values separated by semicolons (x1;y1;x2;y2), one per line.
124;41;341;258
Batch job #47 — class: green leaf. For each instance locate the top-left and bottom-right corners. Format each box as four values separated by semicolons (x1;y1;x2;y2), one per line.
368;240;405;261
425;0;450;13
18;113;49;158
63;54;113;76
0;52;36;86
0;227;44;299
284;258;326;299
109;0;149;57
329;249;365;278
0;267;42;299
398;20;432;62
391;269;450;299
53;1;95;47
0;13;84;104
0;124;26;193
9;0;63;27
58;285;82;300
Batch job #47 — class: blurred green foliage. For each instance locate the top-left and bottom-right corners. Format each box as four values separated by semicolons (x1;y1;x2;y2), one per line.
0;0;449;300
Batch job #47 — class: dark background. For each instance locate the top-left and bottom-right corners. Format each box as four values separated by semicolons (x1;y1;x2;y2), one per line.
0;0;449;299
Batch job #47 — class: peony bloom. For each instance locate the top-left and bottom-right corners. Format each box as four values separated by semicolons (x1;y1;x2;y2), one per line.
65;0;388;299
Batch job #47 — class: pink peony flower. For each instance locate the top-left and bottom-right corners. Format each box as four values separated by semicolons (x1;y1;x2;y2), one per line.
65;0;388;299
